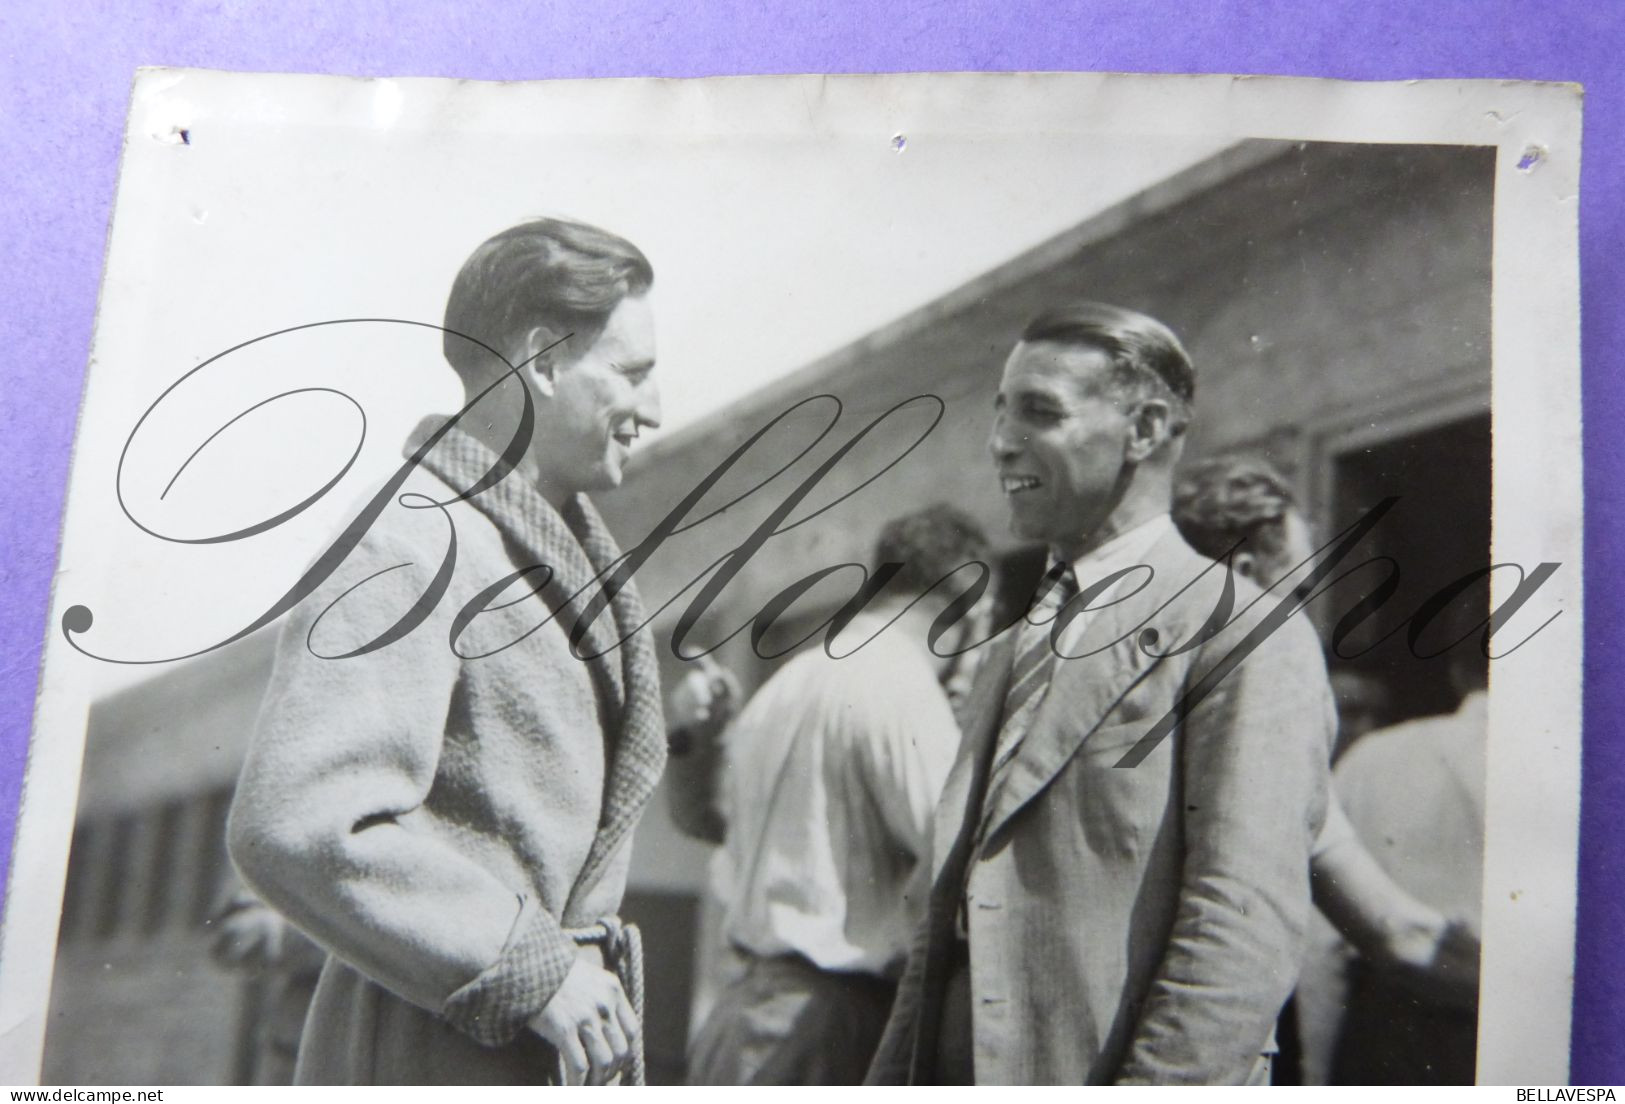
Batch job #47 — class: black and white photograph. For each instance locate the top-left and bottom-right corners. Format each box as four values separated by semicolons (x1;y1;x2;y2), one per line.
0;71;1582;1086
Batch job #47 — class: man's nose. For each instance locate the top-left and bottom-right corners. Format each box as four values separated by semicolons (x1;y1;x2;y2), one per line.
989;415;1020;460
635;382;662;431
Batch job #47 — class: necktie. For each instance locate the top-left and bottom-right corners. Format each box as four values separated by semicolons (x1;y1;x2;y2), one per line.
960;561;1080;938
989;561;1079;778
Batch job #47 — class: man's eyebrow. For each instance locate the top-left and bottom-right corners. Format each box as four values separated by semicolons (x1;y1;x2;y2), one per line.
616;357;656;373
997;385;1058;408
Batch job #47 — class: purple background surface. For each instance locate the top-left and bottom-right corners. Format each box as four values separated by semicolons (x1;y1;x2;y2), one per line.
1;0;1618;1083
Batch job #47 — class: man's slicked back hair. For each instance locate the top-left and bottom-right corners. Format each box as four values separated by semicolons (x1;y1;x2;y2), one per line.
442;217;654;381
1020;302;1195;433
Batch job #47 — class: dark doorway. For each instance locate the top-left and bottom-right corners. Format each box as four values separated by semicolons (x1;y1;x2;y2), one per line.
1326;413;1492;731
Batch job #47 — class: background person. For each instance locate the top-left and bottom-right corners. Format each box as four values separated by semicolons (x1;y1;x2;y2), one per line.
666;504;990;1085
1329;616;1488;1083
1171;455;1482;1083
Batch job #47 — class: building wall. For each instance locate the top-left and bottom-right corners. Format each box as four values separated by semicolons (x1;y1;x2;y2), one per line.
42;633;275;1084
43;784;249;1083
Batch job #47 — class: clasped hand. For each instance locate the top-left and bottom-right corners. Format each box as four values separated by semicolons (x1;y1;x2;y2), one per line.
528;947;641;1085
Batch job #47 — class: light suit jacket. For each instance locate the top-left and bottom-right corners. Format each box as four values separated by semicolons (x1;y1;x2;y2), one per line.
867;529;1334;1085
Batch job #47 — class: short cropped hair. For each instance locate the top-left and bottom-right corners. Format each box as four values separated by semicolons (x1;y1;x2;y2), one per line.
1172;456;1296;563
442;217;654;380
873;504;990;595
1020;302;1195;433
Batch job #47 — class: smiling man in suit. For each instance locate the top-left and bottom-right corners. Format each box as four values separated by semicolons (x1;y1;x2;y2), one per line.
866;302;1336;1085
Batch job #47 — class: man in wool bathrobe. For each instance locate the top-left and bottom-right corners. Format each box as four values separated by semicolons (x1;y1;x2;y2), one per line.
228;218;668;1085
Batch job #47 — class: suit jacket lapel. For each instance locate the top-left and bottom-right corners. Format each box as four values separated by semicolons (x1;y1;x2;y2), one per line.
932;633;1016;870
975;530;1200;844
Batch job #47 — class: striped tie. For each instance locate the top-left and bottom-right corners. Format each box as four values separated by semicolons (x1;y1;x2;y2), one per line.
989;561;1079;777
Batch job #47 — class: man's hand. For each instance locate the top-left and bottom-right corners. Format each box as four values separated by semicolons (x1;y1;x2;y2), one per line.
528;950;640;1085
665;656;739;843
667;655;741;740
1374;914;1482;1012
209;893;288;970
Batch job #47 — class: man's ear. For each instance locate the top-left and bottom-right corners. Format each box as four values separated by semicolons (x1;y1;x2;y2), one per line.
1232;549;1259;582
1124;399;1173;463
518;325;564;398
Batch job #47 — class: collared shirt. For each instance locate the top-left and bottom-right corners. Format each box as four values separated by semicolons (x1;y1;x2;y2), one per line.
1054;513;1175;663
976;513;1175;824
714;613;962;977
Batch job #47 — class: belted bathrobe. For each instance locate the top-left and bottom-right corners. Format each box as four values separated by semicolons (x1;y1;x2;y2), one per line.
227;421;665;1084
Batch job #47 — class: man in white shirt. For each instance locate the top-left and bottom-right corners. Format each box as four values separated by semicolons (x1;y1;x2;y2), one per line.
1330;671;1486;1083
667;505;989;1084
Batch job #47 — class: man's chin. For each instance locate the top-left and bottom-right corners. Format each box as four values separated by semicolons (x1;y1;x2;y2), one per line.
559;463;623;498
1004;500;1050;542
594;457;626;490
